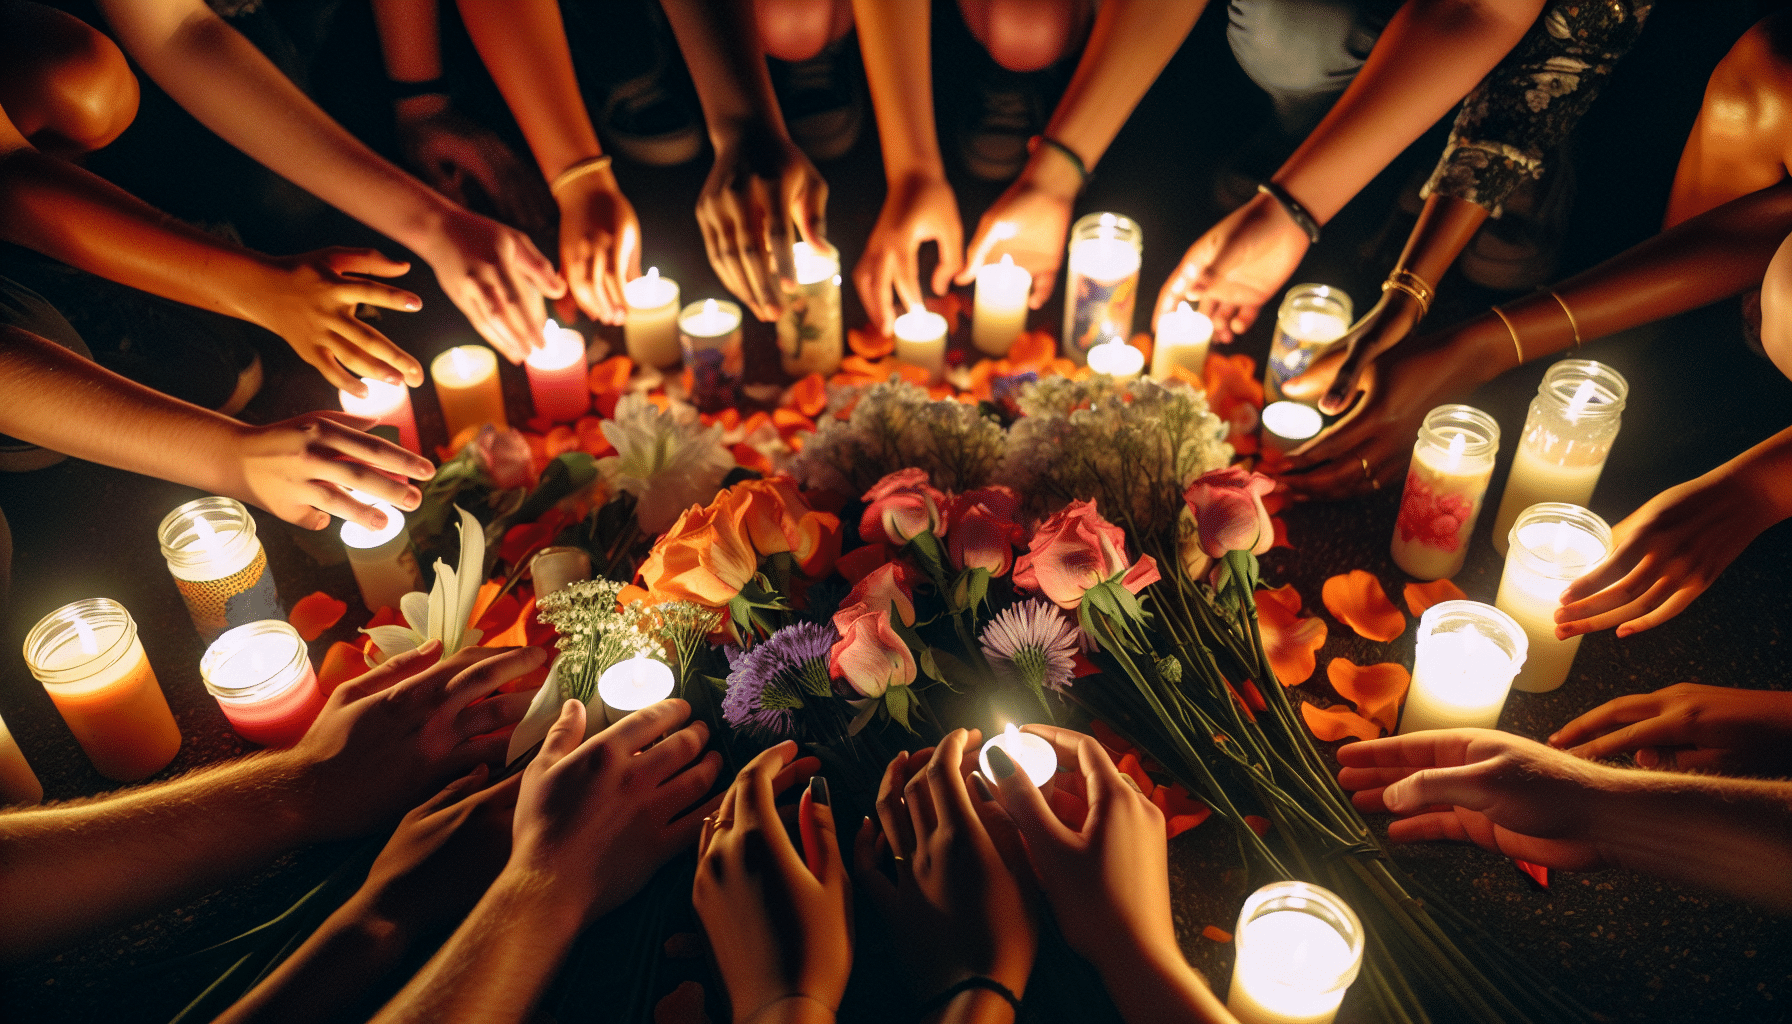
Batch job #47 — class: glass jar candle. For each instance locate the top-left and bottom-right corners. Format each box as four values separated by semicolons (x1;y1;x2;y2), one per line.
1391;405;1501;581
1265;285;1351;402
1496;503;1611;693
530;545;592;598
431;344;506;443
159;496;284;645
525;321;591;423
24;598;181;781
680;298;744;412
778;240;844;377
622;267;682;369
339;377;420;454
341;498;422;613
201;620;325;748
1227;881;1364;1024
1063;212;1142;365
1398;600;1528;733
1491;359;1628;556
1260;401;1323;456
972;254;1030;356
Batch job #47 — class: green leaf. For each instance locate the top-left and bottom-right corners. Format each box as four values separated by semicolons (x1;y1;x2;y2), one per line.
917;646;942;683
905;531;950;590
513;452;598;525
884;683;916;733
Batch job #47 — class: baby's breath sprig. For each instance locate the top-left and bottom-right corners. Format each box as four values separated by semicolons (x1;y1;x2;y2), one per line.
535;579;654;702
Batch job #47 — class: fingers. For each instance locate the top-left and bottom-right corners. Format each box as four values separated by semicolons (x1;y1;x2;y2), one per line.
514;233;567;301
875;752;918;859
304;412;436;484
925;730;983;833
1380;761;1500;816
658;751;725;838
988;743;1077;850
411;761;491;819
957;213;1014;287
603;697;697;754
459;690;538;739
902;747;940;840
852;249;900;337
788;165;828;248
1548;693;1661;751
736;740;805;868
533;699;588;776
564;241;602;326
324;248;415;281
440;646;547;717
1564;715;1687;763
932;220;966;298
799;777;844;890
337;638;443;700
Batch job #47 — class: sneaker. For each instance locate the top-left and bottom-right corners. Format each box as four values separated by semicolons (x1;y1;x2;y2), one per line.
958;67;1044;182
1458;150;1575;292
600;69;704;167
770;36;864;163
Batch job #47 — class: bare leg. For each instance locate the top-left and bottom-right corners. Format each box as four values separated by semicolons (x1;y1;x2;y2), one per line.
958;0;1092;72
0;0;138;158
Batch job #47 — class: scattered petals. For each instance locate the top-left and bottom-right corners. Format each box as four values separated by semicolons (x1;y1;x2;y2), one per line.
1301;702;1382;743
1116;752;1153;795
1244;815;1272;837
288;592;347;641
317;640;366;695
1514;859;1550;888
1322;569;1407;642
788;373;828;417
1201;925;1233;943
1049;787;1090;831
1404;578;1468;617
1152;785;1213;838
1255;584;1327;686
1326;658;1411;735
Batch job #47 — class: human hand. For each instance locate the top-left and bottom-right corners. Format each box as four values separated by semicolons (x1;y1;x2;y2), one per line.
354;764;522;936
855;729;1036;1003
694;742;844;1024
508;698;721;926
245;248;424;395
956;174;1074;311
395;95;554;234
698;132;828;321
553;162;641;326
420;206;567;363
853;174;964;335
1156;191;1311;343
1337;729;1615;871
225;411;435;531
1549;682;1792;776
1302;287;1427;416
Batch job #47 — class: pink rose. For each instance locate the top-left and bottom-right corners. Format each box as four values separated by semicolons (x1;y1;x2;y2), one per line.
471;425;536;491
1184;467;1276;558
860;468;947;545
950;485;1021;523
1013;499;1161;610
948;501;1022;577
828;609;917;698
833;562;919;632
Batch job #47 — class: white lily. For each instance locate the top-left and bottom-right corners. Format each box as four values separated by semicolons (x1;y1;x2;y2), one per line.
361;505;487;664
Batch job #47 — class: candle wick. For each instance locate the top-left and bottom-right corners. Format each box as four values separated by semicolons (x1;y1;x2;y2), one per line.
1565;378;1598;423
1445;432;1466;471
74;618;98;657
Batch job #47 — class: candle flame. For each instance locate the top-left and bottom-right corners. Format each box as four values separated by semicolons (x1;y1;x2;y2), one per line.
74;616;98;657
1445;432;1466;471
1004;722;1020;740
193;514;221;552
450;346;476;379
1565;378;1598;423
646;266;659;282
1099;212;1116;228
1000;253;1015;267
1176;300;1194;316
703;298;717;315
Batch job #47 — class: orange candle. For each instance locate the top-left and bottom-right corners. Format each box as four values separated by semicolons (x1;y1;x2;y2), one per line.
24;599;181;781
431;344;507;443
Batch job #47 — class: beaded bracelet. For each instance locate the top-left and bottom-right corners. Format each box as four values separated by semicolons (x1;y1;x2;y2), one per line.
1029;134;1089;189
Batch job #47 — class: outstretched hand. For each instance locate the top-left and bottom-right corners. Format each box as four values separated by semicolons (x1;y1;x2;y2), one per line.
554;163;641;326
1303;287;1427;416
356;765;522;935
956;176;1074;311
1550;682;1792;776
421;207;567;363
698;133;828;321
248;248;424;395
226;411;434;531
1156;191;1310;343
854;175;964;335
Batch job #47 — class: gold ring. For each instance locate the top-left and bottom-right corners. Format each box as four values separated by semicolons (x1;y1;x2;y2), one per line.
1360;458;1372;481
892;854;907;862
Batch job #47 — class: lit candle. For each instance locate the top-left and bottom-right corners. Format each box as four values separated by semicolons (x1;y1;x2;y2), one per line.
973;254;1031;356
1265;285;1351;402
1495;503;1611;693
893;305;948;382
623;267;683;369
530;545;592;598
1398;600;1528;733
679;298;745;412
339;377;420;454
1260;401;1323;455
1227;882;1364;1024
524;322;591;423
778;240;844;377
201;620;326;748
1491;360;1628;556
341;496;422;613
1063;212;1142;364
1150;301;1214;381
597;656;675;726
1086;338;1144;381
158;496;284;645
1391;405;1500;581
978;723;1056;788
23;598;182;782
431;344;506;443
0;710;42;805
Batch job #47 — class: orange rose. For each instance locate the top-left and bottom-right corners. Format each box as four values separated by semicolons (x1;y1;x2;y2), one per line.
833;561;920;634
638;502;759;608
719;477;842;578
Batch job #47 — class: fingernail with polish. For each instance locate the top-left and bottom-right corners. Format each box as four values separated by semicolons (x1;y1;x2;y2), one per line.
970;771;995;802
809;775;830;807
987;745;1018;780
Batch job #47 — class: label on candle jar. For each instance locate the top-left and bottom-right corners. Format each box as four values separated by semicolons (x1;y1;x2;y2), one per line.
1067;269;1138;361
174;548;283;646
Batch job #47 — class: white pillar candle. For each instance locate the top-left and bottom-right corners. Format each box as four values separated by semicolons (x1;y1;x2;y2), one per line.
339;378;421;454
973;254;1031;356
1491;360;1628;555
778;241;844;377
1260;401;1323;455
978;723;1056;788
201;620;326;748
158;497;284;644
1495;503;1611;693
1391;405;1500;581
1150;301;1214;381
679;298;745;411
530;545;592;598
598;656;676;726
1398;600;1528;733
0;710;42;805
623;267;683;369
1228;882;1364;1024
892;305;948;382
525;322;591;423
1087;339;1144;381
1063;212;1142;365
1265;285;1351;402
341;497;422;613
431;344;506;442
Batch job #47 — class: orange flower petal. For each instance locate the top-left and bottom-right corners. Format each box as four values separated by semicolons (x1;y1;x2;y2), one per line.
1049;787;1090;831
544;425;578;458
587;355;633;395
772;407;815;439
1202;925;1233;943
1151;785;1212;839
1088;719;1131;762
365;605;403;629
1321;569;1407;642
1255;584;1326;686
835;543;891;586
1009;330;1055;368
1244;815;1272;837
1116;752;1153;795
1301;702;1382;742
575;416;614;457
848;326;895;359
1514;858;1550;888
731;443;773;476
483;596;538;648
1257;583;1303;616
788;373;828;417
467;579;504;632
474;592;520;634
1404;578;1469;617
288;591;347;641
1325;658;1412;735
317;640;366;696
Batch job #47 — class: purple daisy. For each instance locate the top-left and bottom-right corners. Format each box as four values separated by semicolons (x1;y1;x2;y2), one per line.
981;599;1079;693
722;621;839;738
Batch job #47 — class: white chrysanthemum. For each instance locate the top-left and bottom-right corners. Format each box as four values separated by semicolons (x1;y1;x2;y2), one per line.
598;392;734;535
981;599;1080;693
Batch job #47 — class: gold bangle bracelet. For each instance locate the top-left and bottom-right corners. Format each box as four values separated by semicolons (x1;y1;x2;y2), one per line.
1381;278;1432;319
1492;306;1523;366
1549;290;1582;349
550;154;613;196
1385;268;1434;311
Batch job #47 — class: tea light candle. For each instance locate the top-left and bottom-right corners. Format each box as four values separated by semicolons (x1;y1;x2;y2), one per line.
431;344;506;442
1086;338;1144;380
778;240;844;377
1150;301;1214;381
893;305;948;382
0;710;42;805
158;496;284;645
978;723;1055;788
1260;401;1323;455
1391;405;1500;581
597;656;675;726
341;496;422;613
1495;503;1611;693
623;267;682;369
525;322;590;423
339;377;420;454
1266;285;1351;402
1491;360;1629;556
679;298;745;412
1228;882;1364;1024
531;545;592;598
973;254;1031;356
1398;601;1528;733
23;598;182;781
1063;212;1142;364
201;620;326;748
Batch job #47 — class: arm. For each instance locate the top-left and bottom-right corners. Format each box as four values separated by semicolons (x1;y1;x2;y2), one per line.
1664;13;1792;229
1550;682;1792;777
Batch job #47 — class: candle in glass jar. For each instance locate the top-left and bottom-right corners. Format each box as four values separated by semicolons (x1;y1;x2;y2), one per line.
530;545;592;598
1150;301;1214;381
1491;360;1628;556
973;254;1031;356
1086;338;1144;380
1228;882;1364;1024
1495;503;1611;693
1265;285;1351;402
201;620;325;748
1260;401;1323;455
893;305;948;381
679;298;745;413
0;710;42;805
23;598;181;781
431;344;506;442
1063;212;1142;364
623;267;682;369
778;240;844;377
1398;601;1528;733
159;496;284;645
597;656;675;726
525;322;590;423
341;497;422;613
1391;405;1500;581
978;723;1056;788
339;378;420;454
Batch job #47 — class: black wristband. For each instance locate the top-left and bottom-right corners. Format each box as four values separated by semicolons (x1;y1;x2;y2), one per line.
916;976;1022;1020
1257;180;1322;245
387;76;448;101
1029;134;1089;189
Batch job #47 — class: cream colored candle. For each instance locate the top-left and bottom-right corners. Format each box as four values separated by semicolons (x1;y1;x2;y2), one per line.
23;598;181;782
973;254;1030;356
525;322;590;423
679;298;745;411
339;377;420;454
1495;504;1611;693
1491;360;1628;555
623;267;682;369
597;656;675;726
778;241;844;377
1086;339;1144;381
978;723;1055;788
0;710;42;805
530;546;592;598
1398;601;1528;733
1063;212;1142;364
1150;301;1214;380
432;344;506;442
1260;401;1323;455
1227;882;1364;1024
893;305;948;382
1391;405;1500;581
341;497;422;613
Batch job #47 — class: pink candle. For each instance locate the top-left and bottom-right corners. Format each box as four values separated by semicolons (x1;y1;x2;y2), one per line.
200;621;326;748
526;322;591;423
339;378;421;454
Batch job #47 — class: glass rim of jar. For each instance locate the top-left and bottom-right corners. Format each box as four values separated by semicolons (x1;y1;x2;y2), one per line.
1506;502;1613;579
531;545;593;580
1417;403;1500;460
158;496;260;574
430;344;498;376
201;620;313;702
1069;211;1142;242
1418;599;1529;670
23;597;138;684
1539;358;1629;417
1234;880;1365;991
1276;282;1353;322
677;298;743;330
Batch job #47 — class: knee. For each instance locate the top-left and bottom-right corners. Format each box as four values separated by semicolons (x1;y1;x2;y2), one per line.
970;0;1085;73
757;0;852;63
1;7;139;155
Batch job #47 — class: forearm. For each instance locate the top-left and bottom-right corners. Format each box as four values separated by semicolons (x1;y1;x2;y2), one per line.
370;0;443;83
457;0;602;180
1593;768;1792;911
853;0;943;183
1090;940;1237;1024
213;894;412;1024
1038;0;1204;172
660;0;788;147
1705;425;1792;531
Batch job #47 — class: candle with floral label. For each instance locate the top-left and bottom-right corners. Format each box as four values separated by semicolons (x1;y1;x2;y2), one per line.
623;267;682;369
598;656;675;726
1491;360;1628;555
338;377;420;454
1063;212;1142;364
778;241;844;377
431;344;506;440
524;322;590;423
1150;301;1214;381
973;254;1030;355
1495;503;1611;693
893;304;948;382
679;298;744;412
1391;405;1500;580
978;723;1056;788
1398;601;1528;733
1228;882;1364;1024
159;496;284;644
201;620;326;748
24;598;181;781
